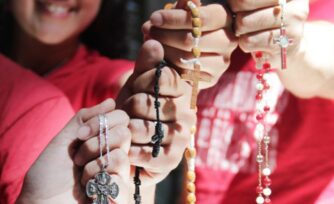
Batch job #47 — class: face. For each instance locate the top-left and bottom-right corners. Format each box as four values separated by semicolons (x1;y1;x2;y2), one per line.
10;0;102;44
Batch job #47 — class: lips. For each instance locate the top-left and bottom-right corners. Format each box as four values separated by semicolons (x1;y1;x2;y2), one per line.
36;0;77;17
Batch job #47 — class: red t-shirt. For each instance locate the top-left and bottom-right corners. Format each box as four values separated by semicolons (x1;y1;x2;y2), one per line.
0;46;133;204
195;1;334;203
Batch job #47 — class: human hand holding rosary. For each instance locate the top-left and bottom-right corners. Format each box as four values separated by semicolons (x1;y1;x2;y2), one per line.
16;99;131;204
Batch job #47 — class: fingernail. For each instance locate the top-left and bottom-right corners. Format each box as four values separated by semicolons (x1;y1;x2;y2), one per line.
150;12;163;26
77;126;90;140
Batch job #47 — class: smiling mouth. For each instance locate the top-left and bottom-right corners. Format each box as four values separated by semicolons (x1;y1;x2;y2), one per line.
36;0;77;17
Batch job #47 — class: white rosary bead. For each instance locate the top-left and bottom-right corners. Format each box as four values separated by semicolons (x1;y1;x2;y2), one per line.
256;83;264;91
256;155;264;163
263;135;270;144
262;168;272;176
256;195;265;204
263;187;272;196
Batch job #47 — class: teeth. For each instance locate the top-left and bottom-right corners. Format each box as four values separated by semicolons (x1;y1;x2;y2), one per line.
46;4;68;15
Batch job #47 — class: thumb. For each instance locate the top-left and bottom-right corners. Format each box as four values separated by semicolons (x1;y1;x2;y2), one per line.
175;0;201;9
133;39;164;77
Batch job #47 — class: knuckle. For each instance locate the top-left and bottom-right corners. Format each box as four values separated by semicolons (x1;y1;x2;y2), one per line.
81;141;95;156
114;109;130;124
131;93;148;113
238;35;253;53
111;149;129;168
77;108;88;118
116;126;132;151
184;32;194;50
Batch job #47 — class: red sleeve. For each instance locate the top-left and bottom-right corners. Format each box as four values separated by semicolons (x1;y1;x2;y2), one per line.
0;55;74;204
309;0;334;23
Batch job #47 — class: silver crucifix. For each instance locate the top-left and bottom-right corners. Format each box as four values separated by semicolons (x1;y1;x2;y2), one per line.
274;25;293;69
86;171;119;204
274;0;292;69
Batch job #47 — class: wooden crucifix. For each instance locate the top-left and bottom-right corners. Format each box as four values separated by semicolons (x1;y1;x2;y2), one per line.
182;63;211;109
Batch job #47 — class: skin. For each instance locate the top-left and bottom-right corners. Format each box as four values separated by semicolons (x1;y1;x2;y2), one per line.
229;0;334;99
9;0;101;75
16;99;131;204
11;0;237;203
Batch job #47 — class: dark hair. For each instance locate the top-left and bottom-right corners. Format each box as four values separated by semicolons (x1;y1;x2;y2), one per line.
0;0;129;59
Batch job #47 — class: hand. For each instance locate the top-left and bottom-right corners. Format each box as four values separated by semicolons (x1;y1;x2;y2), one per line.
143;0;238;89
16;99;131;204
228;0;309;68
117;40;196;187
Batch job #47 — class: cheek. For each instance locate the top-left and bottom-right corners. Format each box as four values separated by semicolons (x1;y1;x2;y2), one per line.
75;1;101;35
10;0;35;33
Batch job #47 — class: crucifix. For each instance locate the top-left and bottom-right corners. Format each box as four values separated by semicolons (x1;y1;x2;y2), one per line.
274;25;293;70
86;171;119;204
181;63;211;109
274;0;292;70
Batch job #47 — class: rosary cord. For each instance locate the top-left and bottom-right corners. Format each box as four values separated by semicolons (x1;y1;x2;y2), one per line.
98;114;105;169
134;167;142;204
104;116;111;168
151;60;167;158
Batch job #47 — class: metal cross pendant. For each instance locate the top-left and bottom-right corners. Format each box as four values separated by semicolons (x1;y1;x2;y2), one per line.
86;171;119;204
181;63;211;109
274;25;293;69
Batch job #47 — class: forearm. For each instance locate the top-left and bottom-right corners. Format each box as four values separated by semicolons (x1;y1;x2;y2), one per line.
277;21;334;99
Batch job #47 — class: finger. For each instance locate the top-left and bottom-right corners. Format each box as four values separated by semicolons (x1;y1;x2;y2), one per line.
77;110;130;141
130;166;169;188
175;0;201;9
81;149;130;185
77;99;115;122
131;66;188;97
150;27;236;54
129;119;193;145
235;0;309;36
228;0;292;12
238;24;303;54
74;125;132;166
150;4;232;30
121;92;195;122
129;143;187;174
133;40;164;77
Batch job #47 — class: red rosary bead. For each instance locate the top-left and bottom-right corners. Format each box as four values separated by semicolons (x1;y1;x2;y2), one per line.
256;186;263;194
256;93;263;100
264;83;270;90
256;73;263;80
256;114;264;121
263;62;271;70
264;198;272;204
264;106;270;112
255;51;263;58
263;177;272;186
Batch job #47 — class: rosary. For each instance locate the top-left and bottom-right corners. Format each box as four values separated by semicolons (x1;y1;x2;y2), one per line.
254;0;291;204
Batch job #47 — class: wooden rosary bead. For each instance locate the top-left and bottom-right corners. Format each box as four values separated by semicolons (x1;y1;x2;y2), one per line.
192;17;202;27
190;126;197;134
187;193;197;203
192;47;201;58
187;182;196;192
189;8;200;18
187;171;196;182
164;3;175;10
185;148;197;160
192;27;202;38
